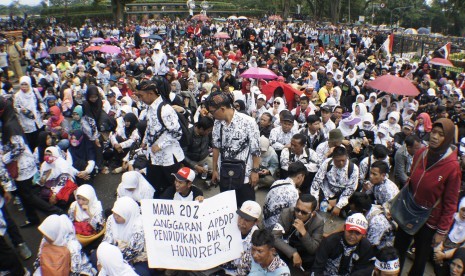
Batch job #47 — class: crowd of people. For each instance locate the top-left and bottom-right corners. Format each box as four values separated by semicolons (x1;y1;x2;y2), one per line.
0;15;465;276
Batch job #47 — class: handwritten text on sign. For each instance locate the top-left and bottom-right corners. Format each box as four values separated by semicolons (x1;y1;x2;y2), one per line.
141;191;242;270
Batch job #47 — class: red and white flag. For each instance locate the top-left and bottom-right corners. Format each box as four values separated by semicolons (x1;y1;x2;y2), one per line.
438;42;451;59
381;33;394;54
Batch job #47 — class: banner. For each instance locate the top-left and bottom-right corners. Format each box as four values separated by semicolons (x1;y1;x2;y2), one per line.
141;191;242;270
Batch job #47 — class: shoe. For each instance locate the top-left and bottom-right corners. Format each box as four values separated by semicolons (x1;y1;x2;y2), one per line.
19;221;38;228
16;243;32;260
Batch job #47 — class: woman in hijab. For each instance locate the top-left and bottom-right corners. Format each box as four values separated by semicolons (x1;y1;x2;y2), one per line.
34;214;95;276
395;118;461;275
307;71;320;91
402;103;417;122
351;94;365;112
67;130;96;185
433;197;465;276
380;111;402;138
373;95;391;123
46;106;70;146
13;76;45;151
34;131;53;165
415;112;433;143
102;196;150;276
338;113;365;160
352;103;367;125
365;92;378;113
0;97;62;227
170;80;182;95
62;85;74;117
360;113;377;144
39;146;77;205
234;100;248;115
450;248;465;276
267;96;285;117
117;171;155;203
108;113;140;167
68;185;104;238
120;96;138;117
97;242;138;276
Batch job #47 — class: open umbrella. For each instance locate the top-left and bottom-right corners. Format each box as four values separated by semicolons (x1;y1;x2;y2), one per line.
148;34;163;40
404;28;418;35
49;46;69;55
417;27;430;35
84;46;101;52
367;75;419;96
214;32;230;39
238;16;248;20
191;14;210;21
268;15;283;21
240;68;278;80
104;37;119;43
90;37;104;43
429;58;454;67
99;45;121;54
227;15;238;20
262;81;303;104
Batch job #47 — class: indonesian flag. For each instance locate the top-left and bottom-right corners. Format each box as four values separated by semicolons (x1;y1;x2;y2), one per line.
381;33;394;54
438;42;451;59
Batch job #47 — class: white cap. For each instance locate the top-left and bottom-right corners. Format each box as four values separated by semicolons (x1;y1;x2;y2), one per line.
427;88;436;97
259;136;270;152
345;213;368;234
237;201;261;221
250;86;261;95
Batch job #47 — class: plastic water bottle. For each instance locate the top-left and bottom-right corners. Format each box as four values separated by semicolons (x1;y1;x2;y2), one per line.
201;163;208;180
320;199;329;212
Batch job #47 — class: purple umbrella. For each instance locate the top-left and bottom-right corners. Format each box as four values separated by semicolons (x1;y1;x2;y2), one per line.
104;37;119;43
40;50;50;58
240;67;278;80
90;37;105;43
99;45;121;54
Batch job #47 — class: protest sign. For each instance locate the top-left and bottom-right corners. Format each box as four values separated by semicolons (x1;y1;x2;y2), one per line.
141;190;242;270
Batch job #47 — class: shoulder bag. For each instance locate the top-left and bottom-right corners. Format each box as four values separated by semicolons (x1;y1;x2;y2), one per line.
219;125;249;191
390;150;441;235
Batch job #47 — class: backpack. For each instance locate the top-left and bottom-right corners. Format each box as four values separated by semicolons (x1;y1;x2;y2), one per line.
156;101;192;148
40;243;71;276
326;158;354;178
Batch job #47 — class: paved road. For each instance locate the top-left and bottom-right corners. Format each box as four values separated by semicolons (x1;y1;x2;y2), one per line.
5;172;434;275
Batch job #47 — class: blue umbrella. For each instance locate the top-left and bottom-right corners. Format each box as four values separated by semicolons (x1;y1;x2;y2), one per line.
418;27;430;35
148;34;163;41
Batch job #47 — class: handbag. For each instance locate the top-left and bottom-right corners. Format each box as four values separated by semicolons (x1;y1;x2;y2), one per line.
218;125;248;191
6;161;18;179
390;150;441;235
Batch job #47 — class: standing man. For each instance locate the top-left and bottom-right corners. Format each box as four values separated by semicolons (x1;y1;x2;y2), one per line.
5;37;23;82
207;91;261;207
137;80;184;198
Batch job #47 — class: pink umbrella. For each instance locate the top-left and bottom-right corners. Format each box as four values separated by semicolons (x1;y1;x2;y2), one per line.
99;45;121;54
240;68;278;80
214;32;230;39
268;15;283;21
104;37;119;43
429;58;454;67
90;37;104;43
191;14;210;21
367;75;419;96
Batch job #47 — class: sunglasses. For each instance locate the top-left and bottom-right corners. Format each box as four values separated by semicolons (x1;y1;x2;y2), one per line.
294;207;311;216
273;101;280;105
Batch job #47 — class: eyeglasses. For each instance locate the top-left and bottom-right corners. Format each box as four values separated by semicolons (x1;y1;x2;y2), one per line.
273;101;280;105
294;207;311;216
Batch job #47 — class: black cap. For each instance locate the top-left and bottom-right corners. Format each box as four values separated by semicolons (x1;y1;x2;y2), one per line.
281;113;294;122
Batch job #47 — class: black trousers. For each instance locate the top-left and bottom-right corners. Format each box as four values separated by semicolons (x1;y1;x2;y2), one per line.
15;177;63;224
24;127;43;152
394;224;436;275
147;161;181;199
1;205;23;246
0;236;24;276
220;183;255;208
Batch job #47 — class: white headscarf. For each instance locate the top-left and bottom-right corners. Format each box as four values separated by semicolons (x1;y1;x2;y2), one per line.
449;198;465;244
308;72;318;88
97;242;138;276
268;96;285;116
385;111;401;136
117;171;155;202
351;94;365;111
362;113;377;132
365;92;378;112
352;103;367;121
38;214;75;246
40;146;77;181
71;184;103;222
110;196;141;242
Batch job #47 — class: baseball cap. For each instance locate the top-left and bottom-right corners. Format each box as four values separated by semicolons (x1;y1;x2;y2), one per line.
236;201;261;221
257;94;267;101
345;213;368;235
259;136;270;152
107;92;116;98
172;167;195;182
281;113;294;123
403;120;415;130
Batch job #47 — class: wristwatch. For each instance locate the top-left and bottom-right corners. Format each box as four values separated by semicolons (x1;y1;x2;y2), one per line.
251;168;260;173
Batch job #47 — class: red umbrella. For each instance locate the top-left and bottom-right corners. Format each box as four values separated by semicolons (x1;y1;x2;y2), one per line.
84;46;101;52
367;75;419;96
191;14;210;21
262;81;303;104
240;68;278;80
429;58;454;67
214;32;230;39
